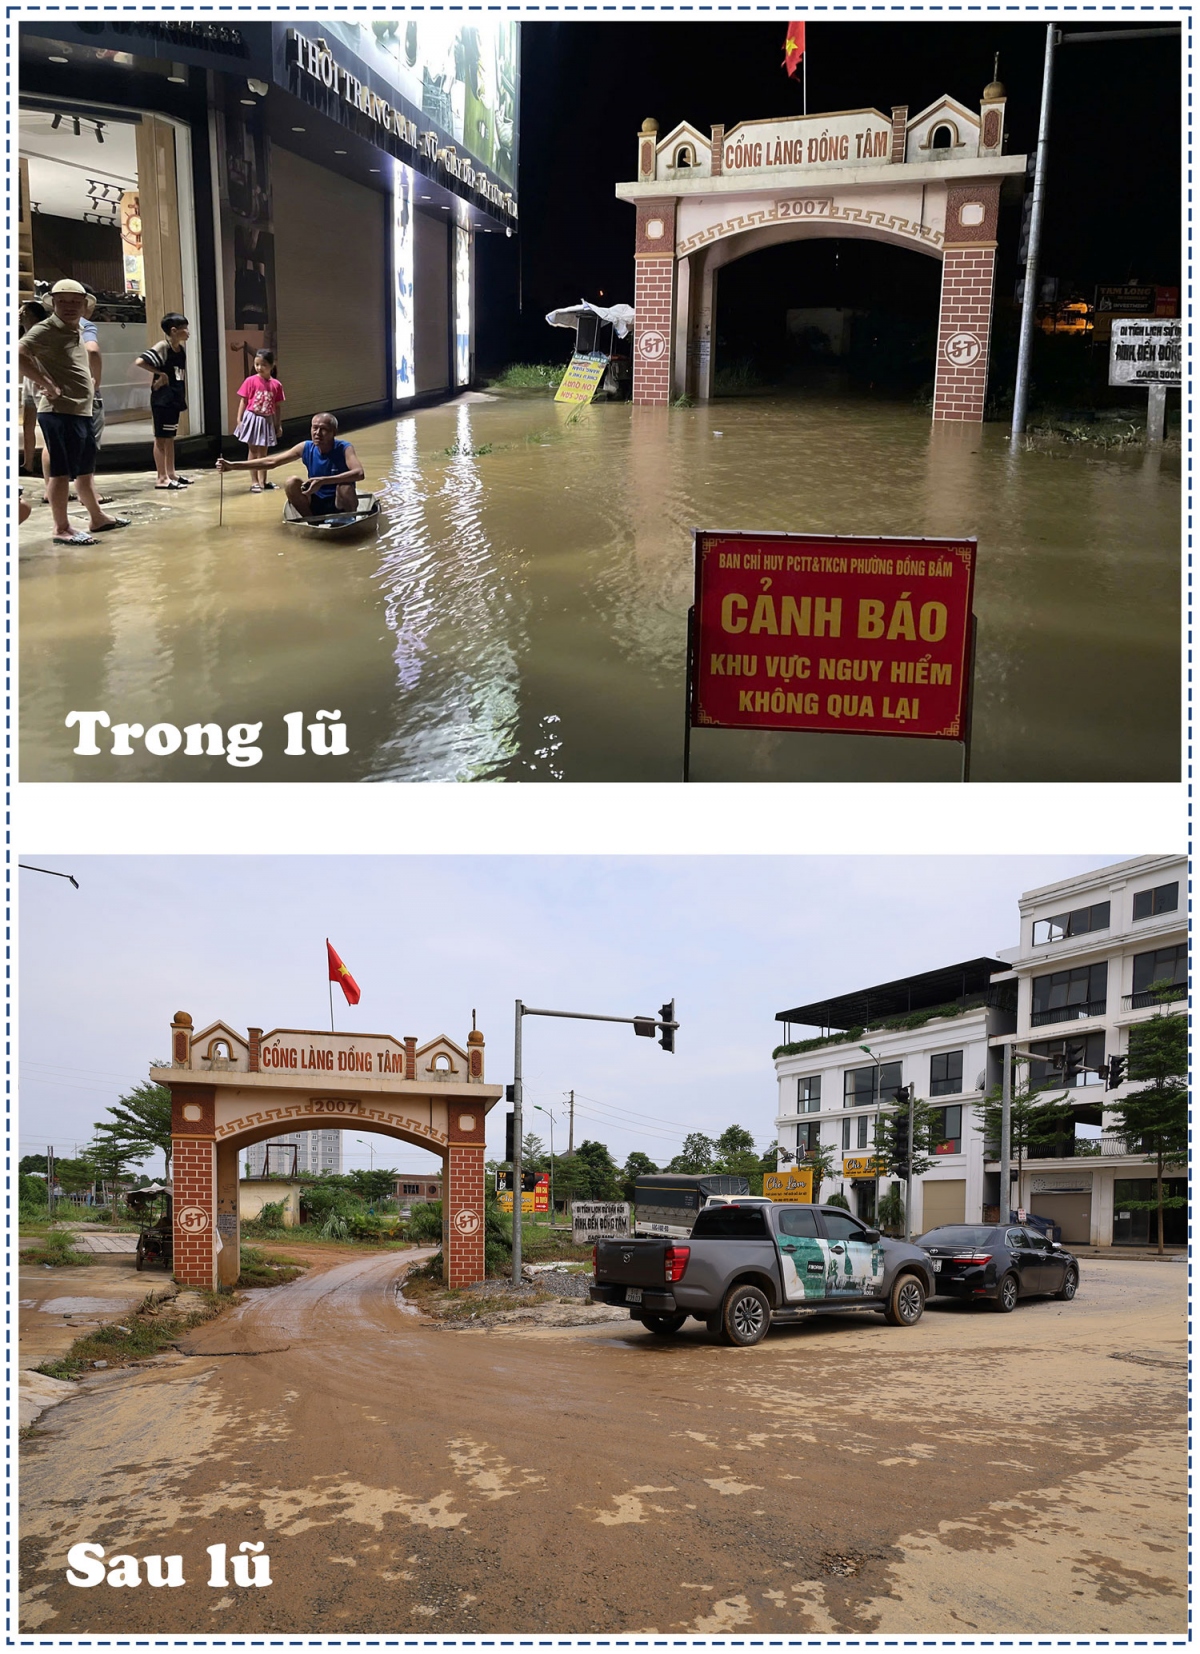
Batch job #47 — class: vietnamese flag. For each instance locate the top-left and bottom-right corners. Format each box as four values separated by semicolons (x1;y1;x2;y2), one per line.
783;20;805;76
327;940;361;1006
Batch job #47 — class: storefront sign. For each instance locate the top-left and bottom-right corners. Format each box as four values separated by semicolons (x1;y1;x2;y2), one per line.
572;1201;631;1242
843;1155;888;1180
554;354;608;405
690;531;976;740
1108;320;1181;387
721;110;892;175
498;1173;550;1213
258;1031;408;1076
762;1166;814;1203
1094;284;1157;317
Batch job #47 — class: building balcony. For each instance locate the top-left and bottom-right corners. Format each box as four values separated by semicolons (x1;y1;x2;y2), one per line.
1029;1000;1106;1028
985;1133;1153;1163
1121;987;1186;1011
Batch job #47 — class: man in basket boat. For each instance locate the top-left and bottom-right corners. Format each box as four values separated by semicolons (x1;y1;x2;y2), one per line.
217;411;365;519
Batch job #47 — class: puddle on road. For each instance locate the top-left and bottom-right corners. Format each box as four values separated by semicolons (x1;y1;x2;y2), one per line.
20;394;1178;782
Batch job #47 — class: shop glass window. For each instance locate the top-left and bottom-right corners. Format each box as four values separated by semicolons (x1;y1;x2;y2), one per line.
1132;882;1179;920
1032;902;1110;944
1131;944;1187;1002
1112;1179;1187;1247
796;1121;823;1154
856;1114;870;1149
844;1061;901;1106
798;1075;822;1112
930;1050;964;1097
1031;962;1108;1027
930;1104;963;1154
1028;1031;1105;1088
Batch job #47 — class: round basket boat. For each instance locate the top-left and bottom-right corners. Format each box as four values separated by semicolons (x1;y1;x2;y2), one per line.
282;492;381;539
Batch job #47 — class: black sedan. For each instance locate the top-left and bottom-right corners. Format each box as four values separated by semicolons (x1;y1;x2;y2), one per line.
915;1223;1079;1312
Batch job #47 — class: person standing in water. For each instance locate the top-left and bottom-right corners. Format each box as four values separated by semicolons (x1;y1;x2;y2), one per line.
136;313;191;489
233;349;286;493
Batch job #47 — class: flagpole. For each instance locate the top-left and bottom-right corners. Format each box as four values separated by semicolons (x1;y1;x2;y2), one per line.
803;48;807;116
329;976;335;1033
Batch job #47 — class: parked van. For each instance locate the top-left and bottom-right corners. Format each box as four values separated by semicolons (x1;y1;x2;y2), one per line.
633;1173;754;1238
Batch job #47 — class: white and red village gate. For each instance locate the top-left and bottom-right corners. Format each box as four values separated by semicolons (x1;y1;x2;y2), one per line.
151;1014;502;1291
618;79;1025;422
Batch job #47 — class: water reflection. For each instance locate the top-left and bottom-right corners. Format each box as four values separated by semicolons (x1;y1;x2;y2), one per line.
19;393;1179;782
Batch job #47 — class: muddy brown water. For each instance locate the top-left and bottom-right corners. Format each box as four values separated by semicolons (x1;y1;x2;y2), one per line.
19;394;1179;782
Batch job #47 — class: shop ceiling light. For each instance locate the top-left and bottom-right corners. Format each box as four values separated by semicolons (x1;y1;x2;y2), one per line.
291;125;305;132
167;62;187;83
48;54;68;63
334;149;347;155
246;78;269;96
94;121;105;144
240;98;257;106
51;113;62;130
72;117;81;136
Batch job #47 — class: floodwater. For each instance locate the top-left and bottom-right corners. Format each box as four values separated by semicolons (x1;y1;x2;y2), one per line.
19;393;1180;782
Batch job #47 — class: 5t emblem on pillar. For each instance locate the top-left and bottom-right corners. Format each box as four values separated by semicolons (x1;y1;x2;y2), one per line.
452;1208;481;1236
637;330;667;362
943;332;982;366
177;1205;210;1233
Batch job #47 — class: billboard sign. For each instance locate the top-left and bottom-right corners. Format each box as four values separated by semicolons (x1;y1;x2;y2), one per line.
691;531;976;741
1108;320;1181;387
762;1166;815;1203
572;1201;631;1243
555;355;609;406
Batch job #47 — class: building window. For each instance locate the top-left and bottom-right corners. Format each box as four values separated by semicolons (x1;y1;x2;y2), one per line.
842;1118;852;1150
796;1121;822;1153
856;1114;869;1149
1032;902;1110;945
930;1104;963;1154
1028;1031;1105;1089
1031;962;1108;1027
402;1182;420;1195
1132;882;1179;921
929;1050;964;1097
1112;1179;1186;1247
1131;943;1187;1005
844;1061;901;1107
798;1074;822;1112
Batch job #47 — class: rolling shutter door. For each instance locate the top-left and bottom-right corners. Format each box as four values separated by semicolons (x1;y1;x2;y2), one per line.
272;146;387;416
920;1179;966;1229
1030;1191;1091;1244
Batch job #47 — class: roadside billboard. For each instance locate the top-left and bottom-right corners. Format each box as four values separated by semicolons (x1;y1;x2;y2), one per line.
762;1166;814;1203
572;1201;631;1243
1108;320;1181;387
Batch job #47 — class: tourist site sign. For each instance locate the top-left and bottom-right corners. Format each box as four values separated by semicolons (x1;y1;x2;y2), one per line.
687;531;977;769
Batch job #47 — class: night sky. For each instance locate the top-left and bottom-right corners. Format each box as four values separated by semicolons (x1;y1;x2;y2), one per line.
476;20;1180;381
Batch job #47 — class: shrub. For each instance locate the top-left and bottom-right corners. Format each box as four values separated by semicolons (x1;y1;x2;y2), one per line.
319;1211;350;1240
489;362;564;390
23;1230;91;1267
406;1200;443;1243
825;1191;851;1210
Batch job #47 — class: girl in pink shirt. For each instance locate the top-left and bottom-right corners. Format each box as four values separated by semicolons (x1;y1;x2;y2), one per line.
234;350;286;492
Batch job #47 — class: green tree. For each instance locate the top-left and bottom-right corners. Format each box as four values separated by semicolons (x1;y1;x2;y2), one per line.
82;1131;148;1219
521;1132;547;1171
344;1167;399;1203
620;1150;658;1202
668;1132;715;1174
20;1153;48;1175
98;1080;174;1178
796;1141;838;1205
715;1124;755;1160
572;1139;621;1200
876;1090;935;1182
1110;1012;1186;1255
976;1067;1072;1213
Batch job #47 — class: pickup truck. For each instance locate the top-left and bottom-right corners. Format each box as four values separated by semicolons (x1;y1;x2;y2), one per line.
590;1200;936;1346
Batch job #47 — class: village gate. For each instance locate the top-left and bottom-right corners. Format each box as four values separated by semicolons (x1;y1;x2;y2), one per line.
152;1013;502;1290
618;78;1025;422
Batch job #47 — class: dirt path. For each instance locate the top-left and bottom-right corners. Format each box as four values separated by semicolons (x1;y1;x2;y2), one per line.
20;1252;1185;1636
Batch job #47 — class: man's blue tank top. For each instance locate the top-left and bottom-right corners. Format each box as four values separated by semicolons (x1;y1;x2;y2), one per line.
302;439;349;499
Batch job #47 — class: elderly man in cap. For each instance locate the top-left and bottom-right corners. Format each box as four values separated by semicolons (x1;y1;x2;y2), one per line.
18;279;128;545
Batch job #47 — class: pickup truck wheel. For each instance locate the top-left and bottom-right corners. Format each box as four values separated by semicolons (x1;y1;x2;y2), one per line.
642;1313;688;1336
883;1272;925;1327
720;1284;771;1347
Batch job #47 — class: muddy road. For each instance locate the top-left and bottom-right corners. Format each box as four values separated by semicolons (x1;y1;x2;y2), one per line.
21;1250;1185;1636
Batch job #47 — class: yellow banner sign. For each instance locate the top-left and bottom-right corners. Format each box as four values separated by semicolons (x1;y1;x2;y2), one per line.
762;1166;814;1203
842;1155;888;1180
497;1190;536;1213
554;353;608;405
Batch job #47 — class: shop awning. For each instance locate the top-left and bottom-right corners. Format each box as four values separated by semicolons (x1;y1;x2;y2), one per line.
545;300;635;339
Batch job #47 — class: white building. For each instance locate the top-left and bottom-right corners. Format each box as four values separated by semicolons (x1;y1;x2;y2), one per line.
773;958;1015;1234
243;1129;342;1178
993;855;1186;1247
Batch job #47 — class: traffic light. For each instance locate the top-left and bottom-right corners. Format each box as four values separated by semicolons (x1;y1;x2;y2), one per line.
659;1000;676;1053
1104;1054;1127;1091
505;1111;514;1161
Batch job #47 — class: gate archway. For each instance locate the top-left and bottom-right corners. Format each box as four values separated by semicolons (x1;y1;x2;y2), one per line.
152;1012;502;1291
617;83;1025;421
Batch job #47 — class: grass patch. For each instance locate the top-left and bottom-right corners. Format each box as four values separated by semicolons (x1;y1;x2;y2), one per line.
22;1230;93;1268
444;440;494;458
34;1289;225;1380
236;1246;307;1288
488;362;564;390
713;359;768;396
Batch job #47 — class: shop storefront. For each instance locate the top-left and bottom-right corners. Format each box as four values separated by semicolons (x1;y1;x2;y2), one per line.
18;19;519;463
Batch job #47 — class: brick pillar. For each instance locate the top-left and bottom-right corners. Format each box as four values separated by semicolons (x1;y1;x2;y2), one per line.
246;1026;261;1071
632;199;677;407
170;1084;217;1288
404;1036;417;1080
444;1104;486;1288
933;182;1001;424
710;124;724;177
890;106;908;164
215;1138;241;1289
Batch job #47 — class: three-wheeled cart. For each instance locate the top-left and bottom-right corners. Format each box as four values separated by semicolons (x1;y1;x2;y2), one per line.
128;1183;173;1271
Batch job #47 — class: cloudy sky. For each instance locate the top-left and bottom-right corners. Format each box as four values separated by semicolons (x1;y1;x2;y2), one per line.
19;854;1127;1177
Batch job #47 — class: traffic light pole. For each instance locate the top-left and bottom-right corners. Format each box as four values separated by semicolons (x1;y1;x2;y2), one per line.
904;1089;914;1242
510;998;678;1289
999;1041;1012;1223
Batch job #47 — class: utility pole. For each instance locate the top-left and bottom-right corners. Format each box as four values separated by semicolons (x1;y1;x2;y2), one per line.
511;998;678;1288
567;1089;575;1153
1010;23;1055;443
999;1041;1012;1223
904;1088;915;1243
47;1145;56;1219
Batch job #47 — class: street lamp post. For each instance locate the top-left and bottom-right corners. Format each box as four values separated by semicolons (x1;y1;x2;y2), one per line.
355;1138;375;1171
859;1045;885;1223
534;1104;557;1220
511;997;678;1288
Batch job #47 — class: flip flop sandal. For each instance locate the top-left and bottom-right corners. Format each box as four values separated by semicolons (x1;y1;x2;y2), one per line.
92;517;131;532
155;480;186;490
52;531;96;546
174;476;195;485
250;484;264;494
263;482;278;490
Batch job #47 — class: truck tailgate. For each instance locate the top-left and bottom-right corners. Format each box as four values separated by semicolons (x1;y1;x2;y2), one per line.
595;1237;669;1287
